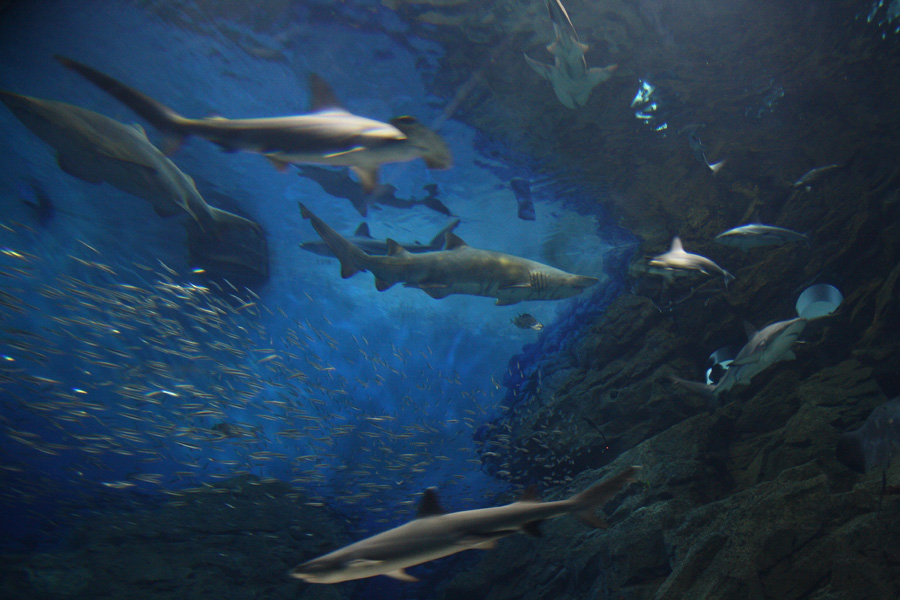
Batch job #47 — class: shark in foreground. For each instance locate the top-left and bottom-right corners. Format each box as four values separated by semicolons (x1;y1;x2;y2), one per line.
298;203;598;305
524;0;617;109
672;317;807;401
646;237;734;287
290;466;639;583
714;224;808;251
299;219;460;257
55;55;452;193
0;90;259;236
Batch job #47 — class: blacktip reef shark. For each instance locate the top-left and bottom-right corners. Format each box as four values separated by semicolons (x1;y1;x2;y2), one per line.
55;55;453;193
0;90;259;236
299;218;460;257
714;224;808;251
524;0;618;109
298;203;598;305
646;237;734;287
289;466;639;583
671;317;807;402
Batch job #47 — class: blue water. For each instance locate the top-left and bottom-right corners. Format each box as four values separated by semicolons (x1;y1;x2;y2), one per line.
0;0;632;556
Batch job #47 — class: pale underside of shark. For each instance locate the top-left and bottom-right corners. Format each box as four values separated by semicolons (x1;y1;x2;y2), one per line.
298;203;598;305
299;219;460;257
524;0;617;109
0;90;258;236
672;317;807;401
289;466;639;584
647;237;734;287
714;224;808;251
55;55;452;193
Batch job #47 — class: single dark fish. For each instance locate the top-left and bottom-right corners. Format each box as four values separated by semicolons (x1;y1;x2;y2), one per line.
510;178;536;221
511;313;543;330
836;398;900;474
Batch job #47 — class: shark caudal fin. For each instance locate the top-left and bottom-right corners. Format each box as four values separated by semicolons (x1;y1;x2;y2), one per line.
55;55;191;154
298;202;368;279
428;219;461;250
568;466;640;528
209;206;262;233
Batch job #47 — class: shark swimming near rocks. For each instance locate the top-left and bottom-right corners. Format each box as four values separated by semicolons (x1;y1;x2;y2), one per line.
299;219;460;257
714;224;808;251
646;237;734;287
524;0;618;109
0;90;259;236
289;466;639;583
671;317;808;402
298;203;598;305
55;55;452;193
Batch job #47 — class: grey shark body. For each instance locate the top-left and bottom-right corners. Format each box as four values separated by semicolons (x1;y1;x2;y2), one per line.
524;0;617;109
714;224;808;251
56;56;452;192
673;317;807;400
298;203;598;305
647;237;734;286
300;219;460;257
0;90;258;235
290;466;638;584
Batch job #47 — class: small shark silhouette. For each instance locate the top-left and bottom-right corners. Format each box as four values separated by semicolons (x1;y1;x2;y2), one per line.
524;0;617;109
299;219;460;257
672;317;807;401
298;203;598;305
289;466;639;583
714;224;808;251
646;237;734;287
55;55;452;193
0;90;259;236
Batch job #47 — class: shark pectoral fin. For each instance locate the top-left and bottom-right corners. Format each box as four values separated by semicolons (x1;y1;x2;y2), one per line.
385;569;418;582
522;520;544;537
577;511;608;529
499;283;531;290
341;262;360;279
524;53;552;80
266;155;292;173
351;166;379;194
474;539;499;550
495;294;522;306
56;153;104;183
406;283;450;299
347;558;383;569
587;64;618;86
375;278;396;292
780;350;797;362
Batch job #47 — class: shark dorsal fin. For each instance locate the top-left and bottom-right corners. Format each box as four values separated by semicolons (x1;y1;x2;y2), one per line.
354;223;372;238
386;239;409;256
445;232;468;250
670;237;684;253
417;488;445;518
519;485;541;502
743;321;758;340
308;73;343;112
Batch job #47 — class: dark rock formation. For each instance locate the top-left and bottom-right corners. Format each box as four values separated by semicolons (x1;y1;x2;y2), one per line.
0;476;350;600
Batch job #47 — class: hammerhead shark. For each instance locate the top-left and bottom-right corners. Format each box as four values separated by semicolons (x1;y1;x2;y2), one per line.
55;55;453;192
524;0;618;109
0;90;259;236
300;219;460;257
289;466;639;583
671;317;807;402
646;237;734;287
298;203;598;305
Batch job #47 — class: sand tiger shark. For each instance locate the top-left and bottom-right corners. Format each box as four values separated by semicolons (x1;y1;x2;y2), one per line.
671;317;807;401
289;466;639;583
0;90;259;236
55;55;453;193
300;219;460;257
646;237;734;287
524;0;618;109
298;203;598;305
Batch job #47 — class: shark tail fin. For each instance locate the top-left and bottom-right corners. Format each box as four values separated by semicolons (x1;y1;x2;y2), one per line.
669;375;718;407
209;206;262;233
568;466;639;527
428;219;461;250
55;55;192;152
298;202;367;279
